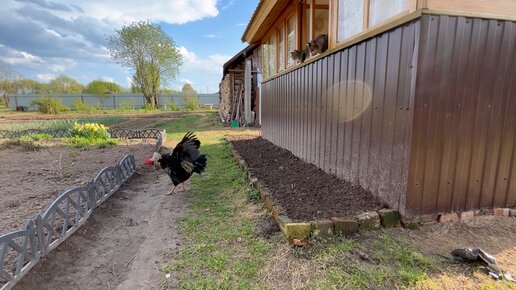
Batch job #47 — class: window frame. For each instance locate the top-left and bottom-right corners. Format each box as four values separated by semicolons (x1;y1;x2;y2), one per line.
334;0;415;44
286;13;297;68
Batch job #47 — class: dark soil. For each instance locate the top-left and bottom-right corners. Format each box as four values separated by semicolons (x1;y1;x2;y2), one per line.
229;135;384;221
0;139;156;233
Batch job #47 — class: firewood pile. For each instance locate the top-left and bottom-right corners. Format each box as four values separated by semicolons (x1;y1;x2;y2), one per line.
219;74;231;123
219;73;247;126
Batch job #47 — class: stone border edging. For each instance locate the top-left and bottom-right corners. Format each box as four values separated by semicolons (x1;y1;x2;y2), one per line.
227;140;516;243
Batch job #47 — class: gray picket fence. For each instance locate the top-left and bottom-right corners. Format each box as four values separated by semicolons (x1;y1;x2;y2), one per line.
0;129;165;290
0;128;165;141
7;93;220;111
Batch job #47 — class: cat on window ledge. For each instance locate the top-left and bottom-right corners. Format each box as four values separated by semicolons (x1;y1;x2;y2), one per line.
290;34;328;63
290;48;309;63
308;34;328;55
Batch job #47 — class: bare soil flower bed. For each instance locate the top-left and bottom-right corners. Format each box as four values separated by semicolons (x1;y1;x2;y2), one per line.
228;135;384;221
0;139;155;233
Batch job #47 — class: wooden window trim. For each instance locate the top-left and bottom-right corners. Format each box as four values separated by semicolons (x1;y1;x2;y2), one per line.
334;0;417;45
286;12;297;68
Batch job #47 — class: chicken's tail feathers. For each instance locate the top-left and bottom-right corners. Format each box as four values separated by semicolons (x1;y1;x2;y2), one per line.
193;154;208;174
180;131;201;148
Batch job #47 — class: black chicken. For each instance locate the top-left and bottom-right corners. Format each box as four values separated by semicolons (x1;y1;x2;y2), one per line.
146;132;207;195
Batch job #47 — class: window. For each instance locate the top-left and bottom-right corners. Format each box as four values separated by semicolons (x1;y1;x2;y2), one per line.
313;8;329;38
262;36;276;79
262;42;270;79
301;0;329;55
268;36;276;76
287;16;295;67
337;0;364;42
369;0;410;27
278;26;285;71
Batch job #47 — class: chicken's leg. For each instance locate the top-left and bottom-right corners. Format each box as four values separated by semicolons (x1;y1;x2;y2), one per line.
178;183;186;192
165;185;176;195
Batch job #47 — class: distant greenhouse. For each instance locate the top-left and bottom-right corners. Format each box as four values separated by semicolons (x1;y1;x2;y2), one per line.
6;93;220;111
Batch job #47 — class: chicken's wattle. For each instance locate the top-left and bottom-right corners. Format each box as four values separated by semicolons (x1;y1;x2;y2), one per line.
145;156;153;165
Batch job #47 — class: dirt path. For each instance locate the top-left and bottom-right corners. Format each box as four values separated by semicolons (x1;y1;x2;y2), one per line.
14;165;188;290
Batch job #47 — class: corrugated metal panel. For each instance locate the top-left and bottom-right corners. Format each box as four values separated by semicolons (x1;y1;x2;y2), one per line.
406;15;516;216
261;20;419;212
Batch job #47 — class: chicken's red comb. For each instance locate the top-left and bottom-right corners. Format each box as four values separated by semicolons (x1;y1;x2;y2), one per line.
144;156;153;166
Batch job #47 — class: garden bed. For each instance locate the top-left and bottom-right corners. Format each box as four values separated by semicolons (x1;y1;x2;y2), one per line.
228;135;384;221
0;139;155;233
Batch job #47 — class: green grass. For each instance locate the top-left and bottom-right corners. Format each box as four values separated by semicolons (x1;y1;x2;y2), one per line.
154;113;470;290
157;113;273;289
308;234;437;289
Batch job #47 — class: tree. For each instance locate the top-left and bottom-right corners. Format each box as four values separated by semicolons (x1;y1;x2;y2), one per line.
48;75;84;94
17;78;40;94
86;80;124;100
107;20;182;108
0;64;19;94
0;64;19;106
182;83;199;111
181;83;197;99
130;75;142;93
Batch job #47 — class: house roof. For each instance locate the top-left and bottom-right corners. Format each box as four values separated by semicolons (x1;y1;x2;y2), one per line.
222;44;259;76
241;0;264;43
241;0;291;44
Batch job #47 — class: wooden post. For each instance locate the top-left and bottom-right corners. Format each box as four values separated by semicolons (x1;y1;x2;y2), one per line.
244;59;252;125
257;73;262;126
230;72;234;119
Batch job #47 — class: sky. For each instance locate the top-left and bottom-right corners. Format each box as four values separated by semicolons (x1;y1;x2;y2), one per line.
0;0;259;93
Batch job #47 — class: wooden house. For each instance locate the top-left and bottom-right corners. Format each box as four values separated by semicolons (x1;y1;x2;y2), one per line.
219;44;262;126
242;0;516;218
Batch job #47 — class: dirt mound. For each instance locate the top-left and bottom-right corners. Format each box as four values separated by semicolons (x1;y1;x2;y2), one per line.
229;135;383;221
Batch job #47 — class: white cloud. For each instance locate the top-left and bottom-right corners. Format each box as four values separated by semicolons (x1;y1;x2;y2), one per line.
3;51;42;65
180;78;194;84
101;76;114;83
77;0;219;25
221;0;236;10
36;73;55;82
202;34;220;39
178;46;230;74
125;76;133;88
237;23;246;26
0;0;220;82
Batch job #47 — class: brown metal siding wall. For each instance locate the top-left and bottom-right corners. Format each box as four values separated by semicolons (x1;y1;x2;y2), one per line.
406;15;516;216
261;20;419;211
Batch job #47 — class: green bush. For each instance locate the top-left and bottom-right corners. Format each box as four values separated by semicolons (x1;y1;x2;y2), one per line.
31;97;70;114
67;122;117;148
17;136;42;150
183;97;199;111
118;101;133;112
72;99;101;114
67;136;118;148
142;102;157;112
166;101;179;111
32;133;53;141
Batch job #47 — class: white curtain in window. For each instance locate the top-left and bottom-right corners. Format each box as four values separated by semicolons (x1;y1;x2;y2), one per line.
338;0;364;42
369;0;409;27
278;28;285;71
262;44;269;79
269;38;276;76
287;17;295;66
